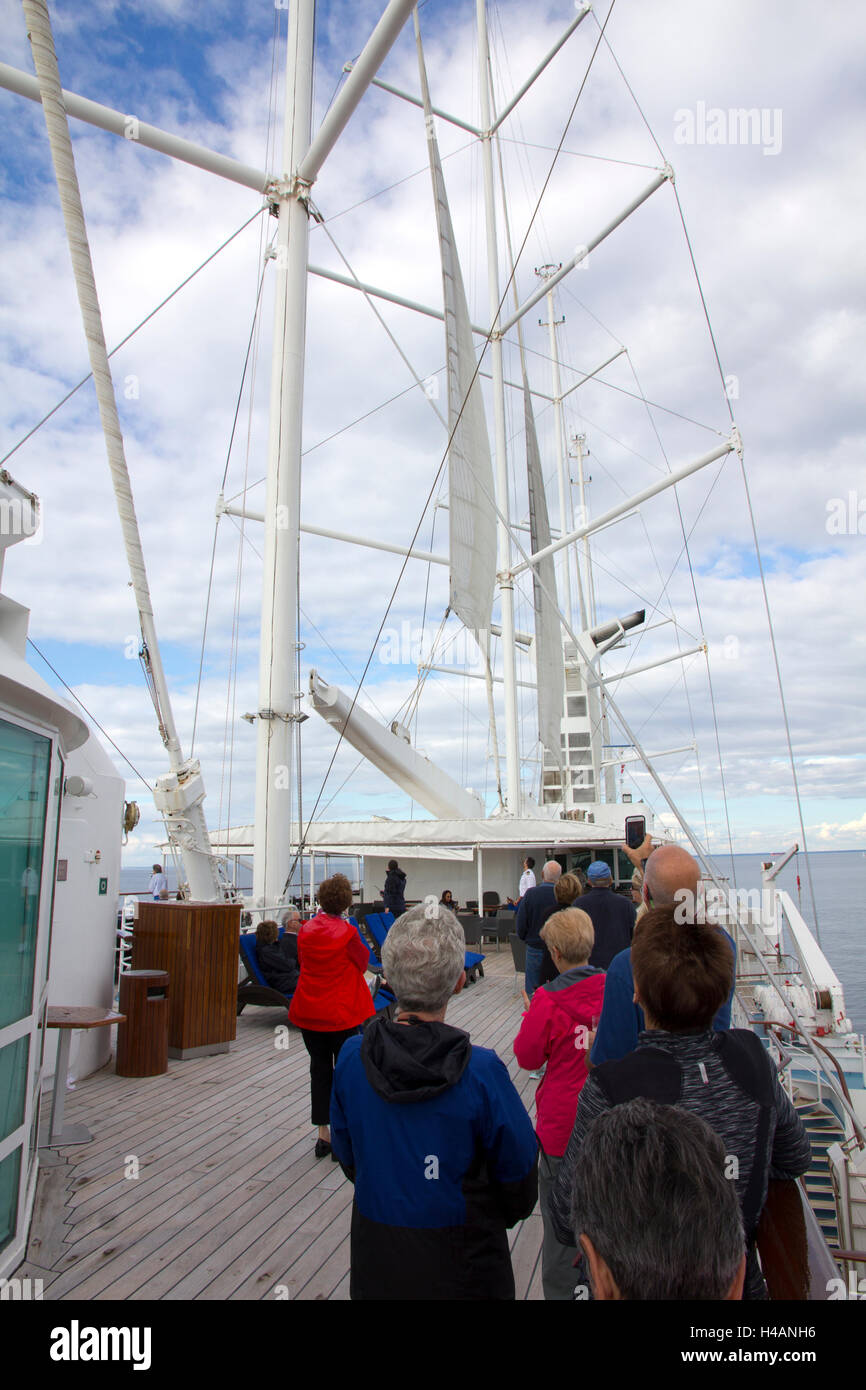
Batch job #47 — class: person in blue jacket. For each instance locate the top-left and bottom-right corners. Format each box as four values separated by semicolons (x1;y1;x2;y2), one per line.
331;898;538;1300
590;844;737;1065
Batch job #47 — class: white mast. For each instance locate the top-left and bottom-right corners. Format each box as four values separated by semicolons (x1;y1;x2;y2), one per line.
477;0;521;814
537;270;574;629
252;0;419;910
251;0;314;913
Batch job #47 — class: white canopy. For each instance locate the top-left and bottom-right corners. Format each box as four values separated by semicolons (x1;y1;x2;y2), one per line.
211;806;653;858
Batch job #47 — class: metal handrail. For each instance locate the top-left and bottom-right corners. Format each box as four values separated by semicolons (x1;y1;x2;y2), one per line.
731;911;866;1150
767;1023;859;1119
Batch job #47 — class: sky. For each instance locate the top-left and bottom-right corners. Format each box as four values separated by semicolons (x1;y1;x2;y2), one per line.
0;0;864;874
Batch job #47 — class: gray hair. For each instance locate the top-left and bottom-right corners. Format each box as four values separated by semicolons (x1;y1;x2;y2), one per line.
281;908;301;923
381;898;465;1013
541;859;562;883
571;1099;744;1300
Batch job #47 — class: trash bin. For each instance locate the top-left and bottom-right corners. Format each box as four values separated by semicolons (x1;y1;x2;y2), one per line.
116;970;170;1077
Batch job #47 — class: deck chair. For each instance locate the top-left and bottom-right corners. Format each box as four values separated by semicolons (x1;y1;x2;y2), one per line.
509;932;527;998
363;910;395;954
349;917;399;1014
237;929;296;1014
349;916;382;971
463;948;485;983
455;915;486;983
479;910;512;952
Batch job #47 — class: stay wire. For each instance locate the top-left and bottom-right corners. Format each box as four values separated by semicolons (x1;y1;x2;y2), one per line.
669;168;819;926
623;348;736;874
26;639;153;791
191;244;273;754
1;208;266;469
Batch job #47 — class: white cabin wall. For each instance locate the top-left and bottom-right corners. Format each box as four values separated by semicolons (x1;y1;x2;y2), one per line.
46;735;124;1084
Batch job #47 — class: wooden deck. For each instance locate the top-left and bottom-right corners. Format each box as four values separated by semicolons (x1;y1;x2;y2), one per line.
19;945;544;1300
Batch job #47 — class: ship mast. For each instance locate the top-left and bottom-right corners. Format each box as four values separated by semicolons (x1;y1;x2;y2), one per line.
476;0;522;814
251;0;421;911
251;0;313;912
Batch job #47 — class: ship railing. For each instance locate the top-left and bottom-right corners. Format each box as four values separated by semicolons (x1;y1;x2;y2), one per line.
748;1015;866;1288
729;906;866;1154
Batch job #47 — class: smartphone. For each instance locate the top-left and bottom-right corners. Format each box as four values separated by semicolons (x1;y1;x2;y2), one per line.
625;815;646;850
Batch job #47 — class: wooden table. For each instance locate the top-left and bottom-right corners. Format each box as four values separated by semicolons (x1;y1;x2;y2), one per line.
41;1006;125;1151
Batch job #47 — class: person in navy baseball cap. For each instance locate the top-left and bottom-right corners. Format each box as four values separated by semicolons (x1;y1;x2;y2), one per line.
580;861;634;967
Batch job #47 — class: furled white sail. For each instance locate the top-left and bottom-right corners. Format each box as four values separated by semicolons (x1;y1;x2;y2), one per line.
416;27;496;638
308;671;484;821
524;375;565;770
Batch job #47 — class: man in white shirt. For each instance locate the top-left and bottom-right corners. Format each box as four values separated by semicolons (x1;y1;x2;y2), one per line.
148;863;168;899
518;856;536;899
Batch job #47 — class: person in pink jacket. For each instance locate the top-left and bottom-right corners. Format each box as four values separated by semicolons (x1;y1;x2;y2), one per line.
513;906;605;1300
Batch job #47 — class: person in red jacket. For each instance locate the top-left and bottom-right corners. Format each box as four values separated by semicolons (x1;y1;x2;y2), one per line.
289;874;375;1158
513;906;604;1300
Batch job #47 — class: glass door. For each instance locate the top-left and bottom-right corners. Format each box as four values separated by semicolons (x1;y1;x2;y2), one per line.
0;713;60;1265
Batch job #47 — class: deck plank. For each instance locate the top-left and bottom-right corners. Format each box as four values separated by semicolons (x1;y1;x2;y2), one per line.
20;948;545;1300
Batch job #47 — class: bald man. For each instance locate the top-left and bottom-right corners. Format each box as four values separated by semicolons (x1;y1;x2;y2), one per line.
589;844;737;1066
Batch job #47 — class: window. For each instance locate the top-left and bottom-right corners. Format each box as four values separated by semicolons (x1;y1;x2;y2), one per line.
568;732;591;748
566;696;587;718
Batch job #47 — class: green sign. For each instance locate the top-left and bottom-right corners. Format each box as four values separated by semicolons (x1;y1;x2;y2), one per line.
98;877;108;896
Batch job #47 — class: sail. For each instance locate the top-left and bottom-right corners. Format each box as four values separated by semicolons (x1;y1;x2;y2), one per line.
416;29;496;638
524;375;565;771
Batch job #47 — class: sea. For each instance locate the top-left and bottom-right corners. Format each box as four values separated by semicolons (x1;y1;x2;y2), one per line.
119;849;865;1033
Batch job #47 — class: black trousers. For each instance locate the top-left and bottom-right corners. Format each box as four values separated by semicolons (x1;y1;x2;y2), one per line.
301;1027;360;1125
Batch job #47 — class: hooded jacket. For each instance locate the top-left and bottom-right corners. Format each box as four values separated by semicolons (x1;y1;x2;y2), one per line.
383;866;407;912
513;965;606;1155
330;1014;538;1300
288;912;374;1032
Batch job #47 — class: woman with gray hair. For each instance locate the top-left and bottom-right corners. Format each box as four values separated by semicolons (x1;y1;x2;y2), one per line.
330;898;538;1300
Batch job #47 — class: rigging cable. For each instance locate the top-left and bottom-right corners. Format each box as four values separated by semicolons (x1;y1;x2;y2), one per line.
26;639;153;791
191;241;273;754
592;11;820;932
1;209;266;470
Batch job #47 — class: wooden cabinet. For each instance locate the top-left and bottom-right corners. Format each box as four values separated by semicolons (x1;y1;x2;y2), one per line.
132;901;239;1058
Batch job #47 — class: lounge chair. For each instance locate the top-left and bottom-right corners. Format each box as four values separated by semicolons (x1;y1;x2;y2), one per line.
509;932;527;998
237;929;296;1014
